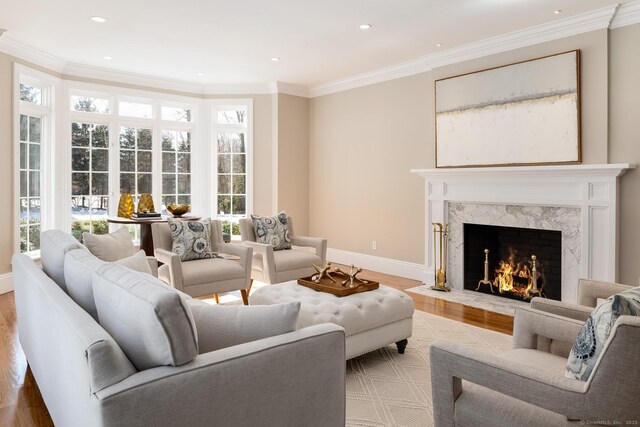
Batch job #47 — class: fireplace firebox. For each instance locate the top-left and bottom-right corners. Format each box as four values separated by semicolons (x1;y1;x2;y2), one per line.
463;224;561;302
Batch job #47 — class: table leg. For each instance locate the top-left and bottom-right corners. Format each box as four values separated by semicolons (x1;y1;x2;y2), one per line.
139;223;155;256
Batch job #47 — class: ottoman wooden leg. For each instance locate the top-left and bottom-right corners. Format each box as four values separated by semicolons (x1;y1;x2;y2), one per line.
396;339;408;354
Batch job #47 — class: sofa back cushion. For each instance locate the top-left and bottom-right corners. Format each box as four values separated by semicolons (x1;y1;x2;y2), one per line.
40;230;85;292
83;227;136;262
186;299;300;353
566;286;640;381
92;263;199;370
65;249;152;321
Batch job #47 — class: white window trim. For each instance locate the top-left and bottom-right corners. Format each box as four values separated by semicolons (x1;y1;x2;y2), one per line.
209;99;254;239
13;64;61;258
63;81;201;236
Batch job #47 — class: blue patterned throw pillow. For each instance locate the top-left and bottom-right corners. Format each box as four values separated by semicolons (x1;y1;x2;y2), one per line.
565;286;640;381
251;211;291;251
168;219;219;261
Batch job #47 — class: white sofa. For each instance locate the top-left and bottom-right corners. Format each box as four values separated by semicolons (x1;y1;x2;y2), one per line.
13;230;346;427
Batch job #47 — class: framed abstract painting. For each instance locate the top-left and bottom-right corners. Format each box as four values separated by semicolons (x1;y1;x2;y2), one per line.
435;50;581;168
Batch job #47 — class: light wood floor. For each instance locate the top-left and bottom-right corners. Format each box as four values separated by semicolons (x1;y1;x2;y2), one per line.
0;268;513;426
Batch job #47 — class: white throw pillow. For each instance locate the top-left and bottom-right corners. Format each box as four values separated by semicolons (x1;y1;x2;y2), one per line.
114;250;152;275
83;227;136;262
92;263;199;370
65;248;153;320
251;211;291;251
186;299;300;353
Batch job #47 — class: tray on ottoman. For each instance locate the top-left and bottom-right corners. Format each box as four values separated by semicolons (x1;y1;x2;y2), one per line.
297;274;378;297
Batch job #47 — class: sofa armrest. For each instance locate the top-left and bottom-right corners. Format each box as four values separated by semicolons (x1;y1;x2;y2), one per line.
146;256;159;277
291;235;327;262
154;248;184;289
512;307;584;353
577;278;633;307
430;340;587;427
530;297;593;322
242;241;276;282
95;324;346;427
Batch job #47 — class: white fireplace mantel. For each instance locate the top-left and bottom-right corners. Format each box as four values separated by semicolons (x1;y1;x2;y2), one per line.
411;163;635;302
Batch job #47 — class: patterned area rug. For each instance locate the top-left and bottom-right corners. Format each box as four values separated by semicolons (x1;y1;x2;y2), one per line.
346;310;512;427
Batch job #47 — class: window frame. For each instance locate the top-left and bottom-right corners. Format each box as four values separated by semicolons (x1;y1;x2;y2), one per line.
210;99;254;240
63;82;199;241
14;65;60;258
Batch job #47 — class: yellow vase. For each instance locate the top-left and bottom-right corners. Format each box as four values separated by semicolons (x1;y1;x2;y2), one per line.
117;194;134;218
137;193;156;213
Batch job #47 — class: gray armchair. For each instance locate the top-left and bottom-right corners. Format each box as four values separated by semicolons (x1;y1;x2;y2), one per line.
151;219;253;304
239;216;327;285
430;280;640;426
530;278;634;322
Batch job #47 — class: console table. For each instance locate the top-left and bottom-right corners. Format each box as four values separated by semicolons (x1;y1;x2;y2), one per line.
107;215;201;256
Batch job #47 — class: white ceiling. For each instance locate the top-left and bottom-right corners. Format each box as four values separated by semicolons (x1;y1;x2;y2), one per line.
0;0;628;87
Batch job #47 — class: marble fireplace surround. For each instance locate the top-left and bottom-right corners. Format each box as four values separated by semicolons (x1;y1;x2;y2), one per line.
411;164;633;304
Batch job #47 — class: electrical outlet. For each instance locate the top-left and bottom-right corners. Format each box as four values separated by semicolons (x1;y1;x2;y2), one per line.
372;240;377;250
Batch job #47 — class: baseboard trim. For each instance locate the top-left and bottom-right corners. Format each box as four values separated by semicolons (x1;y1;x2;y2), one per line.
327;248;427;282
0;273;13;295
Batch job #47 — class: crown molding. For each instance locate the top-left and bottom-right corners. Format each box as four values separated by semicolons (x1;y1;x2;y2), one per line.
309;4;619;98
309;58;431;98
610;1;640;28
0;36;66;73
203;83;272;95
271;81;310;98
63;61;207;95
423;4;618;69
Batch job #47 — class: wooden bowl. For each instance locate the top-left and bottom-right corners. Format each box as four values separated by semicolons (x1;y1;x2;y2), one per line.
166;204;191;217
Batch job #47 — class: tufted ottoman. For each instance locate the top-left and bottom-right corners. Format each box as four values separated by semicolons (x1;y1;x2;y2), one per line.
250;281;414;359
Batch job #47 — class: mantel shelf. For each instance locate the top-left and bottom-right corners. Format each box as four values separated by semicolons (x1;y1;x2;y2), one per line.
411;163;635;179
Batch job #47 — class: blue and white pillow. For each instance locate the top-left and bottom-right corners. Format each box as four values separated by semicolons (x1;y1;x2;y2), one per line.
251;211;291;251
168;219;219;261
565;286;640;381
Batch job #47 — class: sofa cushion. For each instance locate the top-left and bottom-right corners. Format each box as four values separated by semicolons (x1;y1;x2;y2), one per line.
168;218;219;261
251;211;291;250
566;286;640;381
186;299;300;353
83;227;136;262
65;249;153;320
40;230;84;292
92;263;199;370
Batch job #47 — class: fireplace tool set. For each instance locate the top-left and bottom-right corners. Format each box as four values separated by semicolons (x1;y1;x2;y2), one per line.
431;223;450;292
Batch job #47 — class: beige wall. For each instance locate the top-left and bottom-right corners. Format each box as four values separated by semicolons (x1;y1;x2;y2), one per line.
276;94;310;234
310;73;432;263
309;29;615;267
609;24;640;285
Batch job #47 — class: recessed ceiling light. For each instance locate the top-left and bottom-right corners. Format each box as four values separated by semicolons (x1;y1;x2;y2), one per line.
436;43;442;47
197;72;205;76
91;16;107;23
554;10;562;14
359;24;372;30
103;56;112;60
271;57;280;62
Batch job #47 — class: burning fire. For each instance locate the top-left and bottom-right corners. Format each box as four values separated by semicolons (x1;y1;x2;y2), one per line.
493;248;541;300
